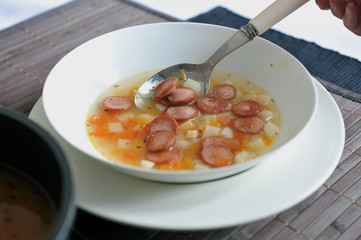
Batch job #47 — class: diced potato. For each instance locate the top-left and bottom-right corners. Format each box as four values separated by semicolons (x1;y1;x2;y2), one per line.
175;139;190;149
117;113;134;121
236;90;243;98
108;122;123;132
138;113;153;121
202;126;221;138
248;138;265;151
259;110;273;122
264;121;280;139
197;114;219;127
245;90;256;94
235;151;250;164
155;103;167;111
218;112;236;118
140;160;155;169
220;127;233;139
179;119;195;132
118;139;131;149
194;162;211;170
183;78;201;93
195;114;211;127
257;94;272;106
189;138;200;145
234;151;258;164
186;130;199;139
243;93;257;100
137;114;153;125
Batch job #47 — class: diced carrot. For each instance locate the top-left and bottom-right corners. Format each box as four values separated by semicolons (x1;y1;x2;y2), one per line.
226;139;243;151
216;115;232;126
88;114;108;126
114;130;137;139
265;139;274;146
209;119;218;127
159;163;170;171
128;87;138;97
112;148;122;155
215;158;232;167
121;149;139;160
183;157;192;167
181;122;196;135
169;161;183;170
264;137;274;146
121;119;139;130
180;68;186;81
157;109;166;116
138;117;149;126
233;132;246;142
259;133;274;146
242;141;250;151
104;112;119;121
135;128;147;141
92;126;110;137
189;143;201;155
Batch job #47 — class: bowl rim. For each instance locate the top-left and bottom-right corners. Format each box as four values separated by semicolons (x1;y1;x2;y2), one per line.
42;22;318;182
0;107;76;239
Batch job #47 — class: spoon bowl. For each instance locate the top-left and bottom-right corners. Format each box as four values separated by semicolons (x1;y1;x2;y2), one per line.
135;62;212;109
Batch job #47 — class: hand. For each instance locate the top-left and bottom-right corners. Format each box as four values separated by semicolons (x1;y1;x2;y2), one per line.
316;0;361;36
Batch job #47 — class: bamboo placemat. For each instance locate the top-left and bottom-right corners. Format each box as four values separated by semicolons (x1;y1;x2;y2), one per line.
1;0;361;239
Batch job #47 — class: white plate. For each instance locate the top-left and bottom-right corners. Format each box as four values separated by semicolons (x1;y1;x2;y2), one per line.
29;80;344;230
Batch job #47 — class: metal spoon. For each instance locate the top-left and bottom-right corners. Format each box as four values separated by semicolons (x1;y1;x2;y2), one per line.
135;0;309;110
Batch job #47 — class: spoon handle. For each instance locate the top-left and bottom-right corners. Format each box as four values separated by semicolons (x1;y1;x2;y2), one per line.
250;0;309;35
205;0;309;67
204;26;256;67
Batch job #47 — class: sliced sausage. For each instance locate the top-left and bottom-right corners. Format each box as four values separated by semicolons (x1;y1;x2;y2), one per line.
165;106;198;121
154;77;178;99
202;136;228;149
102;96;132;111
201;145;233;167
145;148;182;164
232;100;261;117
232;117;265;134
146;115;178;135
210;84;237;100
167;87;197;105
159;97;171;107
197;96;228;114
146;130;176;152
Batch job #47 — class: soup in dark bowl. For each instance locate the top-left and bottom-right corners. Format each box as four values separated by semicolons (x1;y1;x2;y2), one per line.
0;108;75;240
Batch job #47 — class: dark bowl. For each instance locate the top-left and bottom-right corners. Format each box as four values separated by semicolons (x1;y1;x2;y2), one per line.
0;107;76;240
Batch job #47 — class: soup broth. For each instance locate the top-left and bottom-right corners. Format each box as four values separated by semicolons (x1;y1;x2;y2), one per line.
86;69;280;171
0;164;56;240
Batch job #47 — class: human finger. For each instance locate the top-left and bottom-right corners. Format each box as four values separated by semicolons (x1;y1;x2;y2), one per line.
344;2;361;35
316;0;331;9
330;0;347;19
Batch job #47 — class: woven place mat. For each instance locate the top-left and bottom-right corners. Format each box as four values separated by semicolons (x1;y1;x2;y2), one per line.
190;7;361;103
1;0;361;239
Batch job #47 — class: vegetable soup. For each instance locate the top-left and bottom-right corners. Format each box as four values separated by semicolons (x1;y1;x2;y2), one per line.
0;164;56;240
86;69;280;171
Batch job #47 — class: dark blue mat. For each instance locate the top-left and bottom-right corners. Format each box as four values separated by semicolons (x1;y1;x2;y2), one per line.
189;7;361;101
